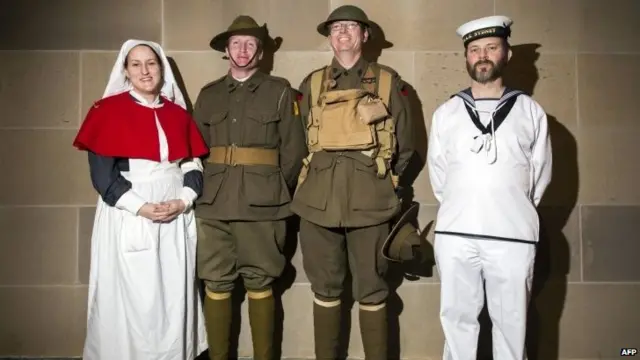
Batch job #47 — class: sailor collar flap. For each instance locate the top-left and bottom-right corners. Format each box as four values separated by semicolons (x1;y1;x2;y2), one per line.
452;87;524;135
451;87;524;164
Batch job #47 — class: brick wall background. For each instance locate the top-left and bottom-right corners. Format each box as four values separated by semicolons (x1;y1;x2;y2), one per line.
0;0;638;358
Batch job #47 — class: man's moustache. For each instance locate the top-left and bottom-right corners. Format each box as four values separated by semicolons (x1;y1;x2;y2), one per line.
475;60;494;67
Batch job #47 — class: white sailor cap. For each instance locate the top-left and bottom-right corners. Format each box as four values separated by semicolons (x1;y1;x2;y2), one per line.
456;15;513;47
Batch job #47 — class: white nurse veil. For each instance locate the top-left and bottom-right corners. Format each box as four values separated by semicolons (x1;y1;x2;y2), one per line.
102;39;187;110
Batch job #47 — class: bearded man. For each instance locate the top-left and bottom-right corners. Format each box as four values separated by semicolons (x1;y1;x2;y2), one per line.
427;15;553;360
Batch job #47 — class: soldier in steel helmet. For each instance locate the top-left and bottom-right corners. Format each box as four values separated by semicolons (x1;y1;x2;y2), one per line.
291;5;418;359
192;15;308;360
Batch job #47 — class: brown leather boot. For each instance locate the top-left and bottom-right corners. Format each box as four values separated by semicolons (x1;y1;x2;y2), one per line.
203;289;232;360
247;289;275;360
359;303;388;360
313;298;342;360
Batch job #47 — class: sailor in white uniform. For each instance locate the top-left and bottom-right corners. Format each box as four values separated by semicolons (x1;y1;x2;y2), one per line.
427;16;553;360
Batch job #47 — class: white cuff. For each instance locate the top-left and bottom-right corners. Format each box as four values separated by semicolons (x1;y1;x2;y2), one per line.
180;187;198;212
115;190;147;215
181;157;203;173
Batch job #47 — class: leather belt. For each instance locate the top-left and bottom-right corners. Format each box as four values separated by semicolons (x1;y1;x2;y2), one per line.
206;145;279;166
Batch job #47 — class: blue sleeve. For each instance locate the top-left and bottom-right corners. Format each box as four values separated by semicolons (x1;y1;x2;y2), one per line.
88;152;132;206
183;170;203;198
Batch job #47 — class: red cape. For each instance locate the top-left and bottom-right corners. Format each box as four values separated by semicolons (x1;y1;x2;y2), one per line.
73;92;209;162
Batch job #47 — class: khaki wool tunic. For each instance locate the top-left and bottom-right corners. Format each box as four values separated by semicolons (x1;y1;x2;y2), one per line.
193;71;308;221
291;57;415;228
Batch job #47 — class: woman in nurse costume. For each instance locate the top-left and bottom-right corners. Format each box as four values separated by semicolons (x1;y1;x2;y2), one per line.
73;39;209;360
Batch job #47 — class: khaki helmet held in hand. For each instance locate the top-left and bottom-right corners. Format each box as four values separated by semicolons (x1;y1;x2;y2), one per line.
381;201;423;262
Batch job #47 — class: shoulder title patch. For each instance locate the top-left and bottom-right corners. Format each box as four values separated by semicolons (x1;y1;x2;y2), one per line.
293;100;300;116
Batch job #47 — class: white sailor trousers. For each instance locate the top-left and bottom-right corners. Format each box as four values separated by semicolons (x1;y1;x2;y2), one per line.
434;234;536;360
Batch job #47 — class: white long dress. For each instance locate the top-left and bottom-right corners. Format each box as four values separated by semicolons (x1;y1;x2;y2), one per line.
82;93;208;360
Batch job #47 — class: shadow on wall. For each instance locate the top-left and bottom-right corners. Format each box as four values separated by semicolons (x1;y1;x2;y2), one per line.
472;43;578;360
167;57;194;113
257;25;282;76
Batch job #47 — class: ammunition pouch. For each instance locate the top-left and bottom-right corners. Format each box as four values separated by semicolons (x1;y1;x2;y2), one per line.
297;63;398;189
357;96;389;125
308;89;380;152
